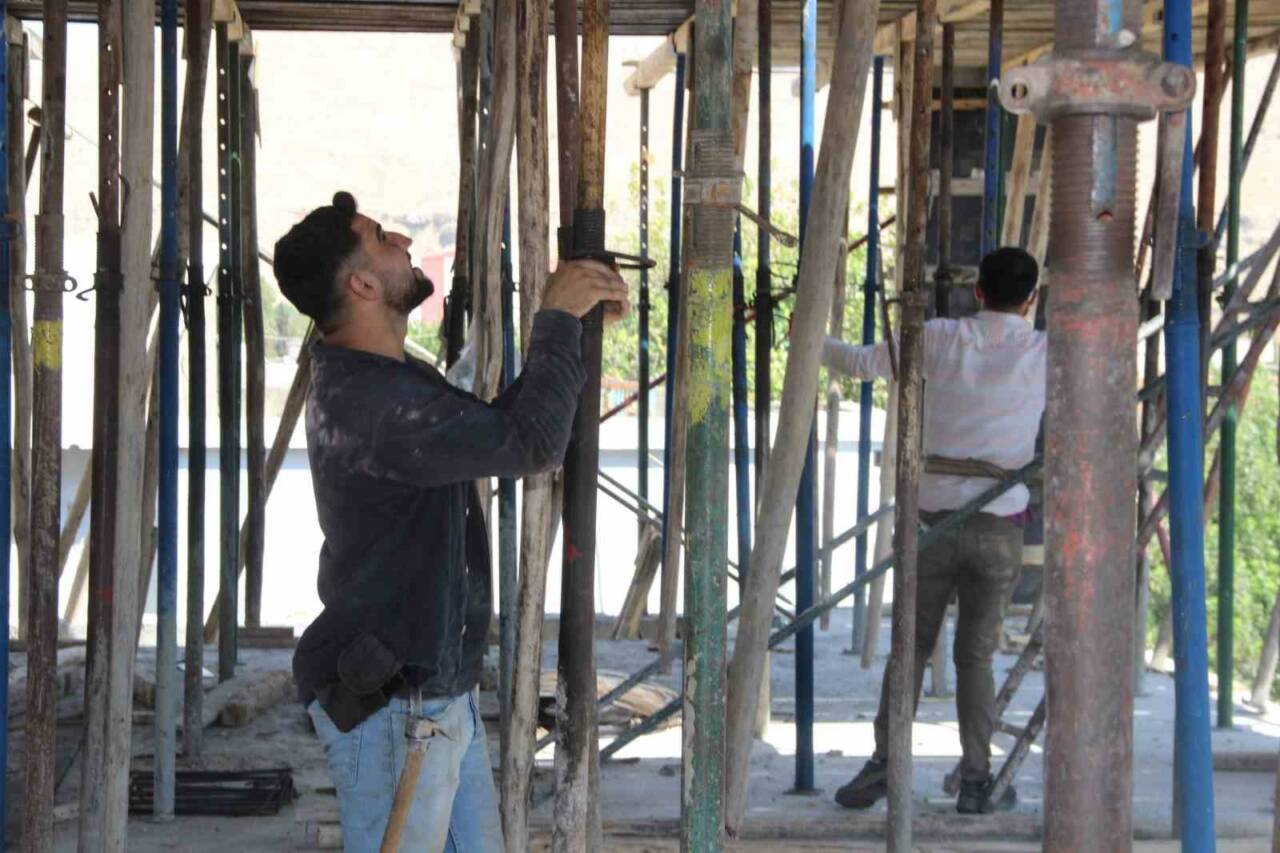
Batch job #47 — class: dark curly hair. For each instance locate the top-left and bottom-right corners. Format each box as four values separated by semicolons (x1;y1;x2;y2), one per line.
273;191;361;331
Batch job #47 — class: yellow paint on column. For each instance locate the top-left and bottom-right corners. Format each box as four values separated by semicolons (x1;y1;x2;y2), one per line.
32;321;61;371
686;266;733;424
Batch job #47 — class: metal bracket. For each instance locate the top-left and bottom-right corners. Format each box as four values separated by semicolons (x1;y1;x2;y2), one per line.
999;51;1196;122
24;271;78;294
1002;50;1197;300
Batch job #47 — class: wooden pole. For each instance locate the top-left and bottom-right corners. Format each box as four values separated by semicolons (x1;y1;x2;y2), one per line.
887;2;935;847
79;0;123;835
241;51;265;628
1026;131;1053;265
23;0;68;843
682;0;739;837
1251;590;1280;707
820;219;849;634
473;0;516;404
184;0;212;760
8;28;29;644
1000;114;1035;248
723;0;880;831
500;0;553;837
56;458;91;580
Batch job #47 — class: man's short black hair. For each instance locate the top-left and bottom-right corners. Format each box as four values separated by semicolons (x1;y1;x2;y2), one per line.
273;191;361;331
978;247;1039;311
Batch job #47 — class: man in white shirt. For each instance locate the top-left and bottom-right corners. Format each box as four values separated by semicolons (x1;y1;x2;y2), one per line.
827;247;1045;815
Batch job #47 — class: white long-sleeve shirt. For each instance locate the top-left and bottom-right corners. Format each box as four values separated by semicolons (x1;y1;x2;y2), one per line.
822;310;1046;516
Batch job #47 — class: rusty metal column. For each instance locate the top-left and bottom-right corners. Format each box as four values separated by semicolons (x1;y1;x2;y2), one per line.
998;1;1195;847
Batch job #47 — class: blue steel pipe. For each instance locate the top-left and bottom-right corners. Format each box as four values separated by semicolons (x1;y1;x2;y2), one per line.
981;0;1003;257
660;54;686;573
853;56;885;655
0;1;10;841
154;0;180;820
732;226;751;581
1163;0;1217;846
794;0;817;792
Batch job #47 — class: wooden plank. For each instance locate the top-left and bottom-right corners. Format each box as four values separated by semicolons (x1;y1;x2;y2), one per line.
999;114;1036;248
723;0;880;832
612;521;663;639
1026;130;1053;265
213;668;293;727
472;0;517;404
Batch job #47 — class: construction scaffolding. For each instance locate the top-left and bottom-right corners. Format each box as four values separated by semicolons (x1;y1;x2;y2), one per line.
2;0;1280;850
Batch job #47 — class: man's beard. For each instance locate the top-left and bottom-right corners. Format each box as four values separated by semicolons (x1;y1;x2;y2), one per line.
389;269;434;316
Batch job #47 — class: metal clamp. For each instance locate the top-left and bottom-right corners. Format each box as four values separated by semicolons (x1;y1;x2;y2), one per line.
680;128;741;207
1002;50;1196;301
24;271;78;294
999;51;1196;122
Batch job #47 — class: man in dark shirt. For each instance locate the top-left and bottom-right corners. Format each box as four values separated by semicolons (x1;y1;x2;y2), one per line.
272;192;627;852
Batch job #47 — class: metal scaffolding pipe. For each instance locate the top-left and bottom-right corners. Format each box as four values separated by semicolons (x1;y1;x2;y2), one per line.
555;0;606;839
1218;0;1248;732
215;23;242;682
184;0;210;762
658;53;686;665
0;3;11;844
793;0;817;793
1015;0;1152;846
681;0;736;839
755;0;771;499
732;227;752;585
638;86;651;528
154;0;180;820
854;55;883;657
1163;0;1217;844
980;0;1003;257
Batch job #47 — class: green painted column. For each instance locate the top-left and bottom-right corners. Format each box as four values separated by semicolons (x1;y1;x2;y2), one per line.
1218;0;1247;729
680;0;735;847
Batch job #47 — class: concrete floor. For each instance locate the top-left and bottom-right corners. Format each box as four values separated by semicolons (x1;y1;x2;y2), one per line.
37;608;1280;850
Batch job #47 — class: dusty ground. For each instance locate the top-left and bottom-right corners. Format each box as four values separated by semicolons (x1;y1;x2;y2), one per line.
21;608;1278;850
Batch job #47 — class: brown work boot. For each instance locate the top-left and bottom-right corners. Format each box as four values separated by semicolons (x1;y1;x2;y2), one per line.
956;774;1017;814
834;757;888;809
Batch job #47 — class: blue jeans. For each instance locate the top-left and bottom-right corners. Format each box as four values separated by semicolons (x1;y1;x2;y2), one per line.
308;690;504;853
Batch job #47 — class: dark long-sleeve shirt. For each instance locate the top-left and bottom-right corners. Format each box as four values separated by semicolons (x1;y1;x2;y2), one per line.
293;310;586;703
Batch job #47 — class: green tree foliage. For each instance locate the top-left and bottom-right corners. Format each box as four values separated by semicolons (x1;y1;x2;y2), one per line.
1147;361;1280;695
601;163;887;413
